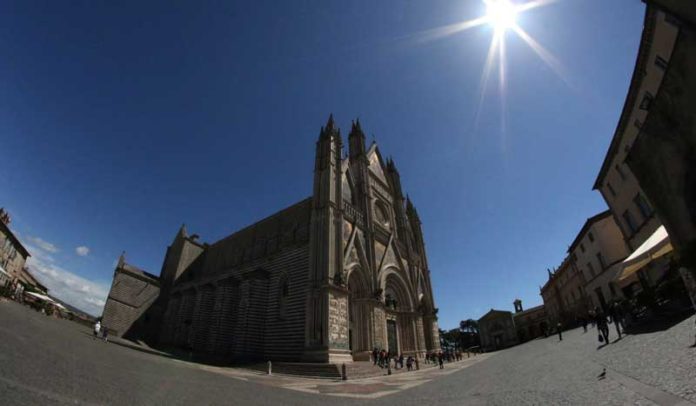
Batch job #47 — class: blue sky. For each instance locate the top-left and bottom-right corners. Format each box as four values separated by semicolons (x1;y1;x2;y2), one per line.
0;0;644;322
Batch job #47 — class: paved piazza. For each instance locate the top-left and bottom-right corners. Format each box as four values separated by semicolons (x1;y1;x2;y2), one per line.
1;301;694;405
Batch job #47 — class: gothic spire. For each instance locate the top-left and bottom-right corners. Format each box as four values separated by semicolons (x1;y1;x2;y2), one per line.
325;113;336;134
349;117;366;160
177;224;188;239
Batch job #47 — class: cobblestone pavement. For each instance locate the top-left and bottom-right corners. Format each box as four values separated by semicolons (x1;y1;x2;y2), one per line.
196;354;492;399
591;314;696;403
1;300;695;405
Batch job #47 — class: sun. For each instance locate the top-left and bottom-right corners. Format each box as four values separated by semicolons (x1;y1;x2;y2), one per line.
486;0;518;32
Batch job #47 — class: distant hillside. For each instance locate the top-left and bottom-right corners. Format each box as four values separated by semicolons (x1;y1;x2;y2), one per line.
50;296;97;321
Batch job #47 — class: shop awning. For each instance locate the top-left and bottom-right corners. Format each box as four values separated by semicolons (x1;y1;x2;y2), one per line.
25;291;54;302
617;225;673;282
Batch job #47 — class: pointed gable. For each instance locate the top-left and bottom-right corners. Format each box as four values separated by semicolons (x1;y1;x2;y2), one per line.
367;144;389;185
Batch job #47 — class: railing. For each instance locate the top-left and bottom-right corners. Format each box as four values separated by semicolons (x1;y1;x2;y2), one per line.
343;200;365;227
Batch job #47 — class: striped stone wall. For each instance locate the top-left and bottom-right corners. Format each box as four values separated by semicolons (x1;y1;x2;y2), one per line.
102;270;159;337
159;244;309;362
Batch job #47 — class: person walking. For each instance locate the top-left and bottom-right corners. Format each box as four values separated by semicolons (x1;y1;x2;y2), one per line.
557;322;563;341
609;302;623;340
93;320;101;339
438;352;444;369
102;326;109;342
582;317;588;333
372;348;378;366
595;307;610;344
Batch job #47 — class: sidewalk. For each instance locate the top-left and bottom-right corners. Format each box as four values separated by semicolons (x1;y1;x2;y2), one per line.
192;353;495;399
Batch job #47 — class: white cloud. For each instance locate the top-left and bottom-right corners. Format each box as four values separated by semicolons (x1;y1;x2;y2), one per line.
75;246;90;256
25;243;109;317
25;236;59;254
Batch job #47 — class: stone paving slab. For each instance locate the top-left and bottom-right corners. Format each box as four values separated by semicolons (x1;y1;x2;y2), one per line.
591;314;696;403
191;354;493;399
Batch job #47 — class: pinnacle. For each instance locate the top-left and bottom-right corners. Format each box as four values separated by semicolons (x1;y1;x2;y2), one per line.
326;113;335;131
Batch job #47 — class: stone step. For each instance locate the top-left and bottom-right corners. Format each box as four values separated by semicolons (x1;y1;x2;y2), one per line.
246;362;341;379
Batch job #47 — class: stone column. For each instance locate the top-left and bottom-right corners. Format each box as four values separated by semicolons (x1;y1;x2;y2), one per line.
415;316;426;357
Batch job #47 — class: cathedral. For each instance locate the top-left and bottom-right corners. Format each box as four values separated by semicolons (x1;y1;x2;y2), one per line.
102;115;440;363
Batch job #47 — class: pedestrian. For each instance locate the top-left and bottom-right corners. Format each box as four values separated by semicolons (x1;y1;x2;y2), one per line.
595;307;610;345
438;352;444;369
582;317;588;333
398;353;404;369
102;326;109;342
589;309;596;327
557;322;563;341
406;356;414;371
372;348;378;366
93;320;101;339
609;302;623;340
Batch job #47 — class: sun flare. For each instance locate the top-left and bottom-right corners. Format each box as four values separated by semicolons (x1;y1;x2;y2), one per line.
485;0;518;32
406;0;565;136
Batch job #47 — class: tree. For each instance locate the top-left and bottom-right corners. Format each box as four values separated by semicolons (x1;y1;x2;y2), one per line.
459;319;481;349
459;319;479;334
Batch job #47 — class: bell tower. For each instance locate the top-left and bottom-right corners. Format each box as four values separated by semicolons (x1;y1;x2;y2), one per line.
304;114;351;363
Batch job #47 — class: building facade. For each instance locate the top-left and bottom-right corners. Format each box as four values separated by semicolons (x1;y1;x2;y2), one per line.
102;116;440;363
0;208;31;287
540;255;590;325
512;300;547;343
568;211;629;311
625;1;696;303
592;5;679;253
478;309;518;351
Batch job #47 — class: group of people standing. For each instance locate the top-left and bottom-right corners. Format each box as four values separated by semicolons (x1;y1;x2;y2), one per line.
371;348;416;371
372;348;460;371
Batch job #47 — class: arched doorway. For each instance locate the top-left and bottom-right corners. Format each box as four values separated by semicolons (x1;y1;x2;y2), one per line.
347;267;370;360
382;271;416;356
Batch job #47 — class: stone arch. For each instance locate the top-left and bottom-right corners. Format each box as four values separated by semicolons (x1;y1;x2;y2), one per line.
347;266;369;299
346;266;371;360
380;268;415;312
380;268;422;356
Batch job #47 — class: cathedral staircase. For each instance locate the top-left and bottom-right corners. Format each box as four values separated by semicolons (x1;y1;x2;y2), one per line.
245;360;438;379
246;362;342;379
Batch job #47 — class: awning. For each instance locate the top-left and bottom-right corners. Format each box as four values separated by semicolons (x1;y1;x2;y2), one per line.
25;291;55;303
617;225;673;282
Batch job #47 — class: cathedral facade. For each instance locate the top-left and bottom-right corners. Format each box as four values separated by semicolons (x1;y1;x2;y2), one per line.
102;116;440;363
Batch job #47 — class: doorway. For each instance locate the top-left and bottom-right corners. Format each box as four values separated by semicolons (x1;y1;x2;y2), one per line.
387;320;398;353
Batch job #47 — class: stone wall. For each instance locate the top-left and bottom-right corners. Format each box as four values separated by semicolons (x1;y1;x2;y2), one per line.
159;244;310;362
102;269;160;337
328;290;349;350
